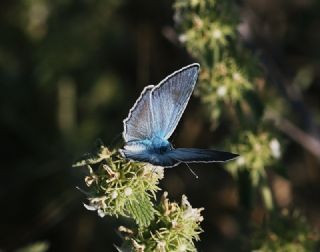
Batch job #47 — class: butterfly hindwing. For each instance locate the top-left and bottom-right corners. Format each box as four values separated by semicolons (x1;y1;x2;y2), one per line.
120;149;181;167
167;148;239;163
123;85;154;142
121;148;238;168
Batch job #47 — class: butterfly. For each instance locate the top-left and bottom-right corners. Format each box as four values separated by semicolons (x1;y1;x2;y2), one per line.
120;63;238;167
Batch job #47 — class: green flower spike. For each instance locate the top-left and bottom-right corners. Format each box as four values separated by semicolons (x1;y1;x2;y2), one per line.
226;131;282;184
118;192;204;252
73;142;164;227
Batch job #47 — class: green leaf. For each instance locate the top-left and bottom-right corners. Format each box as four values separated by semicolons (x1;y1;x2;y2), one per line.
126;194;155;228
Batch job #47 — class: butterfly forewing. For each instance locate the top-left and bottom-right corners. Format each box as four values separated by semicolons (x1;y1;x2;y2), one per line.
123;64;199;142
150;63;200;140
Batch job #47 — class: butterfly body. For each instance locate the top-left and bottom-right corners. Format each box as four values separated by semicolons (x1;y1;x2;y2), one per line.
121;63;238;167
122;136;173;166
124;137;172;154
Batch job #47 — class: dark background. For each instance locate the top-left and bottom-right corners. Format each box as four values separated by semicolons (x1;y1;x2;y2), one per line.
1;0;320;251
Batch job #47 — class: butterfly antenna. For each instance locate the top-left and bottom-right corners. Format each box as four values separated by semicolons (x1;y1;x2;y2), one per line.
185;163;199;179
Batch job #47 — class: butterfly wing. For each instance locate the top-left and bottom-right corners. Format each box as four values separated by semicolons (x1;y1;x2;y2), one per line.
149;63;200;139
120;146;238;168
120;148;181;167
167;148;239;163
123;85;154;142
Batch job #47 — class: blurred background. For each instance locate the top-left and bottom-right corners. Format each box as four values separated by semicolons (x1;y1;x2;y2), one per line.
1;0;320;251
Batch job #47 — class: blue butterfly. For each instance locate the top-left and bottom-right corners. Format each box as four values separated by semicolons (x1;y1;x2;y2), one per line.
120;63;238;167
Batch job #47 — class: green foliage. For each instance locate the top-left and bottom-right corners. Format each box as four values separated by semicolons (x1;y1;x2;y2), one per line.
227;131;281;186
196;58;253;120
175;0;237;62
173;0;289;217
226;130;282;210
175;0;261;123
174;0;279;204
117;192;204;252
252;210;319;252
174;0;320;250
74;142;164;227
